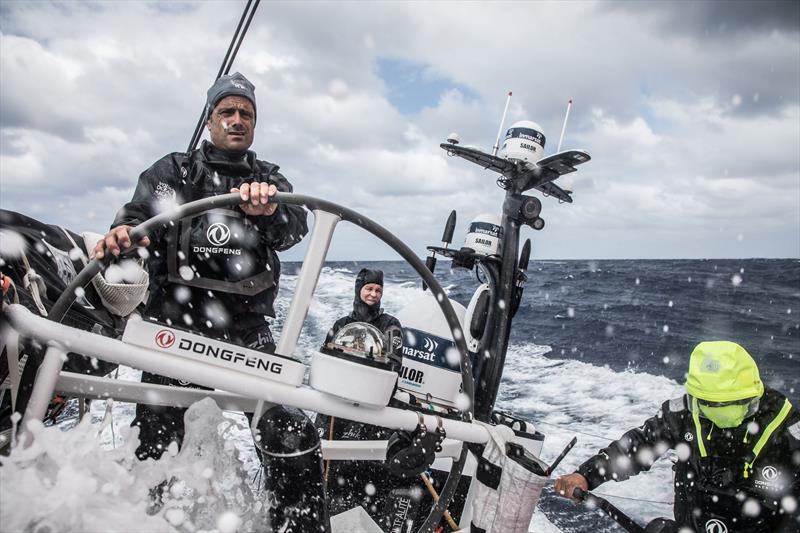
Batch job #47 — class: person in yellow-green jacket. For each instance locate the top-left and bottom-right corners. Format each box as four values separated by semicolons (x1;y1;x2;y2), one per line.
555;341;799;532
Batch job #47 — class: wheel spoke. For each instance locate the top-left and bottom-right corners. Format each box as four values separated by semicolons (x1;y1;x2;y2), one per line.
275;210;340;357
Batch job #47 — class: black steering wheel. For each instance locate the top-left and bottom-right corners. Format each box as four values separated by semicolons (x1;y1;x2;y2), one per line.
49;191;475;533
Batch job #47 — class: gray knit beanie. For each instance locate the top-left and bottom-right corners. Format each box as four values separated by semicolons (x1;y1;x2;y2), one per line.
205;72;256;120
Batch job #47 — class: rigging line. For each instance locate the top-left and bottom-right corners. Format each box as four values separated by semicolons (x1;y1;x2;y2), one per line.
223;0;261;77
217;0;254;80
535;419;618;441
543;479;673;506
186;0;260;153
591;491;672;506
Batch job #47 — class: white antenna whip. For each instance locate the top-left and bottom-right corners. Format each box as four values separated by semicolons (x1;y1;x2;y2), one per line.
492;91;513;156
556;98;572;153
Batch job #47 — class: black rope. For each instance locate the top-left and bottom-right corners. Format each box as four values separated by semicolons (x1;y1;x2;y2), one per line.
544;479;673;506
216;0;253;80
592;491;672;506
186;0;261;153
225;0;260;77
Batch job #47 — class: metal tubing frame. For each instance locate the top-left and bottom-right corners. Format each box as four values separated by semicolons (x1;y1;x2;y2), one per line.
49;193;474;405
9;305;488;446
54;371;466;463
20;344;66;438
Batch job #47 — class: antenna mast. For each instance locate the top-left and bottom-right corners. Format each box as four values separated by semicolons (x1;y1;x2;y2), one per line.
491;91;513;156
556;98;572;153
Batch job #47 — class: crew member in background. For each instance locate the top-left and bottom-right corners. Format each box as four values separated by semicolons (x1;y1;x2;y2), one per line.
317;268;404;521
95;74;325;530
555;340;800;532
324;268;402;344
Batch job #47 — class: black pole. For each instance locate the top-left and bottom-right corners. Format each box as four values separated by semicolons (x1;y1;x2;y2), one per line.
422;210;457;291
471;260;500;411
473;189;521;421
217;0;253;79
225;0;260;76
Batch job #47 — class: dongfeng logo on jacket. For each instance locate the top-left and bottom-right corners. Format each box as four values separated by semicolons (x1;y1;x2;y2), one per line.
762;465;778;481
207;223;231;246
193;222;241;256
705;519;727;533
754;464;782;491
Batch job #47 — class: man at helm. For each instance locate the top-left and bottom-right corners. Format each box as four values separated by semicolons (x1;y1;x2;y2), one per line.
556;341;799;532
92;73;323;530
93;73;309;461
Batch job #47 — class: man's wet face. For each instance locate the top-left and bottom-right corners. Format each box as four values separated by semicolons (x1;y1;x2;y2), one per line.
207;95;255;152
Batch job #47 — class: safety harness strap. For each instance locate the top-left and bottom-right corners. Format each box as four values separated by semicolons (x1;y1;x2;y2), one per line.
58;227;89;266
743;398;793;478
0;329;23;414
691;397;708;457
19;252;48;316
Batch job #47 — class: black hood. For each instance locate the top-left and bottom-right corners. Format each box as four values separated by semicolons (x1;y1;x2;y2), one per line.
351;268;383;322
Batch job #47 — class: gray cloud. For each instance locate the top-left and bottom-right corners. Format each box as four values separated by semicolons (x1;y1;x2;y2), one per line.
0;1;797;260
607;0;800;38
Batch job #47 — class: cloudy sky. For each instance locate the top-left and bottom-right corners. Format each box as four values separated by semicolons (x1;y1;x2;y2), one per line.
1;1;798;261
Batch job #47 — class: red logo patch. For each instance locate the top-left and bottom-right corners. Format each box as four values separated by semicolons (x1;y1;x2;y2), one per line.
155;329;176;349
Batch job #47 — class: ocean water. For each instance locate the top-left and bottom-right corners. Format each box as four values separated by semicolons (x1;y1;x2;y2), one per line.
1;258;798;532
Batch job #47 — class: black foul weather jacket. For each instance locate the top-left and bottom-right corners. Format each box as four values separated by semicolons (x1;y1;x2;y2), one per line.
112;141;308;334
577;387;800;532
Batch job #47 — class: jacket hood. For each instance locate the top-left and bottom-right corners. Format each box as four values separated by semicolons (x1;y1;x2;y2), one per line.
351;268;383;322
684;341;764;402
198;140;280;179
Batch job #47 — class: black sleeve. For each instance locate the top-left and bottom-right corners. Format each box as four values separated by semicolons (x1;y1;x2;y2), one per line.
783;411;800;497
255;170;309;252
112;155;179;229
577;400;679;489
387;315;402;331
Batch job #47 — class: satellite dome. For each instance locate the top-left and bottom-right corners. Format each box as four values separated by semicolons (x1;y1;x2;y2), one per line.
328;322;388;362
500;120;546;164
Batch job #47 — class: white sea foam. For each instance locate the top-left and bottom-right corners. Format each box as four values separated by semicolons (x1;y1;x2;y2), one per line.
1;398;266;532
